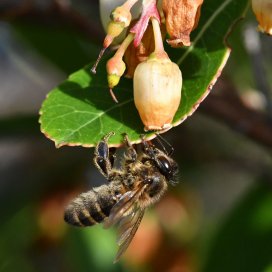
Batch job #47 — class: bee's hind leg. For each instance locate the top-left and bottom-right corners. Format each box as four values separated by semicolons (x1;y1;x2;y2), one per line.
93;132;115;178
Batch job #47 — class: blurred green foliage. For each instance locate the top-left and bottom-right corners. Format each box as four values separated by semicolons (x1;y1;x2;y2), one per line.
203;181;272;272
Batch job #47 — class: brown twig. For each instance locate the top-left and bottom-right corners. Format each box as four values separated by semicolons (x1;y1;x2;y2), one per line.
0;0;104;44
200;78;272;148
243;24;272;120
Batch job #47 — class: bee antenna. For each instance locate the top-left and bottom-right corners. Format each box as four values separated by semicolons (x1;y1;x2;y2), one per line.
155;133;174;156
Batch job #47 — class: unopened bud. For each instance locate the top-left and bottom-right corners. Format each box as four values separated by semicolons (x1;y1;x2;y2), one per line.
252;0;272;35
104;22;125;48
134;55;182;131
106;56;126;103
111;6;132;27
92;5;132;74
103;6;132;48
107;57;126;88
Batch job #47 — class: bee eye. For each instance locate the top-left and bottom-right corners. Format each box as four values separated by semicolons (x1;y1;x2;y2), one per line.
157;156;172;177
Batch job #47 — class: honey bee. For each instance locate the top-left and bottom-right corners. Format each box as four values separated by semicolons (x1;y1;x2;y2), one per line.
64;132;179;262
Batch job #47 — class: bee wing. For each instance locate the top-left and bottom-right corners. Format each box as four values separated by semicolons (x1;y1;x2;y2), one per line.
114;208;145;263
117;206;143;246
104;184;146;229
103;182;147;262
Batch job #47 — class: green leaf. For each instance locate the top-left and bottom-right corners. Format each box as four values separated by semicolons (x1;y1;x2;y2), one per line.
40;0;249;147
202;181;272;272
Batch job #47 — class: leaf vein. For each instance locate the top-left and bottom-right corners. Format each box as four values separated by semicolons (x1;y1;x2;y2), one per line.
58;99;133;142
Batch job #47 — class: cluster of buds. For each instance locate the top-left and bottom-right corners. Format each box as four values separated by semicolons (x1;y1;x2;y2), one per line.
252;0;272;35
93;0;204;130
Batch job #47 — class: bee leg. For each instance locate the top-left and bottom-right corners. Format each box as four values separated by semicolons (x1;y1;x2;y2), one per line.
155;133;174;156
123;134;137;163
93;132;115;178
140;135;157;160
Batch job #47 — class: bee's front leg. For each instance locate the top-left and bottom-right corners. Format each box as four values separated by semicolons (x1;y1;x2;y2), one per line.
140;135;157;160
123;134;137;163
93;132;115;178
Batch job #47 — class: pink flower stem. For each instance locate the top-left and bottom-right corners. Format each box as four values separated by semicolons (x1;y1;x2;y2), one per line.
123;0;140;10
151;17;167;58
130;0;160;47
114;33;135;59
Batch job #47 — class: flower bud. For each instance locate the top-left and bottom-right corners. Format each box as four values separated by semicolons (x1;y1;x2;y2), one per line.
103;21;125;48
107;56;126;89
106;56;126;103
134;56;182;131
99;0;141;35
103;6;132;48
252;0;272;35
111;6;132;27
91;3;134;74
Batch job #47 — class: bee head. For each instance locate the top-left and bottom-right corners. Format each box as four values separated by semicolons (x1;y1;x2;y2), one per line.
141;139;179;186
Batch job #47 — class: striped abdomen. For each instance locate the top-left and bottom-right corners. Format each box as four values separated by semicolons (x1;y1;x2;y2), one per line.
64;184;117;227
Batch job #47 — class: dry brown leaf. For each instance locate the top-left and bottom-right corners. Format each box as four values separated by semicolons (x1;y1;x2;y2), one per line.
162;0;204;47
124;22;166;78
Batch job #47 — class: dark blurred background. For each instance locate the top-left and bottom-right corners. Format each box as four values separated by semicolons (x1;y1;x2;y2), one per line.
0;1;272;272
